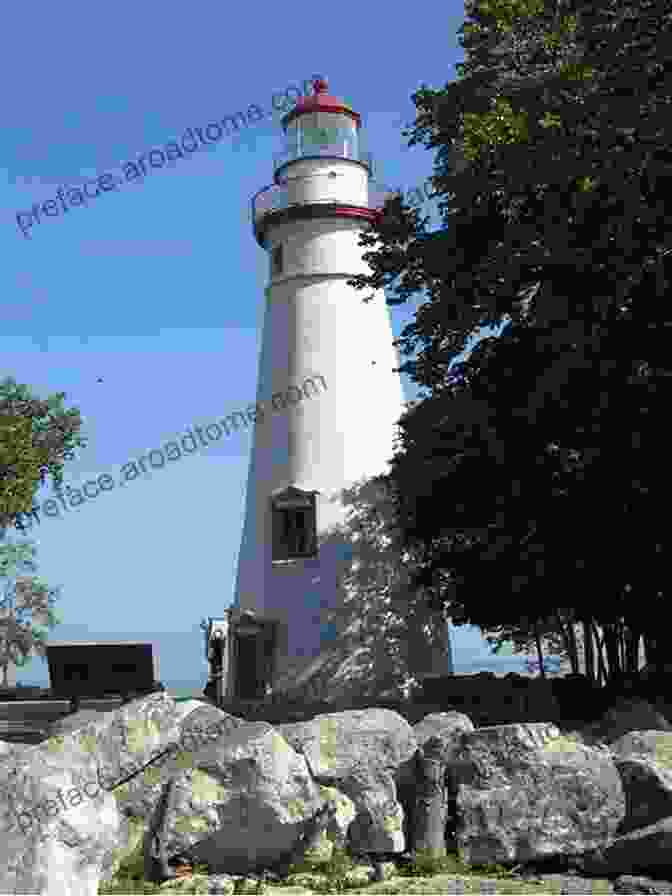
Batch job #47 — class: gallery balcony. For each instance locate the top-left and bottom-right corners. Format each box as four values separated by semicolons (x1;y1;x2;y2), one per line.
251;177;399;248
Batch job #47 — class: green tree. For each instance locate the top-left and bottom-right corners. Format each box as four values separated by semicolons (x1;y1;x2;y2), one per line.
0;377;87;532
0;537;63;687
0;414;47;529
347;0;671;689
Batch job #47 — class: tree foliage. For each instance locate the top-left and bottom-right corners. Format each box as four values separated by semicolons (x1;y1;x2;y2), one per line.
0;537;63;687
347;0;672;688
0;377;86;531
0;415;47;529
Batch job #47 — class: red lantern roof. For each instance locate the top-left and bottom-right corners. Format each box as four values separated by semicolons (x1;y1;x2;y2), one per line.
282;78;362;130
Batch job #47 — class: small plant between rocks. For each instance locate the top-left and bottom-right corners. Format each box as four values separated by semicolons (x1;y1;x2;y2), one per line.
274;844;373;892
99;837;533;895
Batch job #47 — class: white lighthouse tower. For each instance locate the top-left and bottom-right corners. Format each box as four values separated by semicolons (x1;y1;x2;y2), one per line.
222;79;453;701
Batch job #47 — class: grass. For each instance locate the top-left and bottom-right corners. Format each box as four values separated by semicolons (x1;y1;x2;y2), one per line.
98;841;616;895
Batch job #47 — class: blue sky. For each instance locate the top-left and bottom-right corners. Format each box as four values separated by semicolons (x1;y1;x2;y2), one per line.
0;0;547;694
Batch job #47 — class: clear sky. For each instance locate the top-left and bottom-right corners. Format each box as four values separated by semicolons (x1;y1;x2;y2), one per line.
0;0;553;694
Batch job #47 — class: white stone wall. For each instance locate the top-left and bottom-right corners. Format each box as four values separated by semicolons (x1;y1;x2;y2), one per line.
233;147;452;693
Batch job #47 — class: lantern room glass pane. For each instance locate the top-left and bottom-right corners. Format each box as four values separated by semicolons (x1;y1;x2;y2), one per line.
275;112;371;174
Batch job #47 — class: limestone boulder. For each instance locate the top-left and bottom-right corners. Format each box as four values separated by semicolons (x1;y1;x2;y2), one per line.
0;692;217;895
0;739;126;896
154;720;327;876
614;754;672;835
396;711;474;849
44;692;183;795
612;874;672;894
0;739;30;758
49;708;111;737
611;731;672;763
313;783;357;854
276;708;417;778
170;699;219;722
412;711;475;750
579;698;672;748
449;723;626;866
334;762;406;852
277;707;417;854
578;816;672;879
112;702;246;821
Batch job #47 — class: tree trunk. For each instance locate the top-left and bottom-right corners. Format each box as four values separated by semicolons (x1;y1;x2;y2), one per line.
553;611;579;673
581;617;596;684
533;620;546;680
568;619;580;674
601;623;624;686
413;736;449;859
623;623;642;679
618;621;627;674
642;630;663;669
590;621;609;687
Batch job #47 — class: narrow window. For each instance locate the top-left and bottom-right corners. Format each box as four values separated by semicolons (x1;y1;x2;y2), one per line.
271;493;317;561
272;244;283;275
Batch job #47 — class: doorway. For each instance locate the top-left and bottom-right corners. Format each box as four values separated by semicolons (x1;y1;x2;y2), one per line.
235;634;263;700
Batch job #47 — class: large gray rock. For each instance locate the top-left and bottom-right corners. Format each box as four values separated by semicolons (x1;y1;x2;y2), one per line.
580;698;672;747
49;708;112;737
111;702;247;822
613;874;672;893
412;711;475;750
277;707;417;854
331;761;406;853
451;723;626;866
396;711;474;849
276;708;417;778
614;755;672;836
151;720;326;876
0;692;203;895
611;731;672;762
0;724;129;896
8;691;672;893
579;816;672;878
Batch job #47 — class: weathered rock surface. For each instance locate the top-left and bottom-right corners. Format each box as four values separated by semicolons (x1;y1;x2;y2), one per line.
579;698;672;748
1;691;184;896
277;707;417;853
4;690;672;893
412;711;476;750
451;723;626;866
396;711;475;850
152;720;327;876
579;816;672;878
612;874;672;894
49;708;114;737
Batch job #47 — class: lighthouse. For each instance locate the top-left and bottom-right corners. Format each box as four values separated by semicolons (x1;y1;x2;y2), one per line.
221;79;453;701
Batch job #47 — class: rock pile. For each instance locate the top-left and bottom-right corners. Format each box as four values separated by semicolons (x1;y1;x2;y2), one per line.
1;691;672;894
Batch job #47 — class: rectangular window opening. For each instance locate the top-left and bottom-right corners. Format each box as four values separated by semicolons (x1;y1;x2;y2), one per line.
271;493;317;561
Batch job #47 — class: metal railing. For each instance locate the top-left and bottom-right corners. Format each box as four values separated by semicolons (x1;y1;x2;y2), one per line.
251;178;400;231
